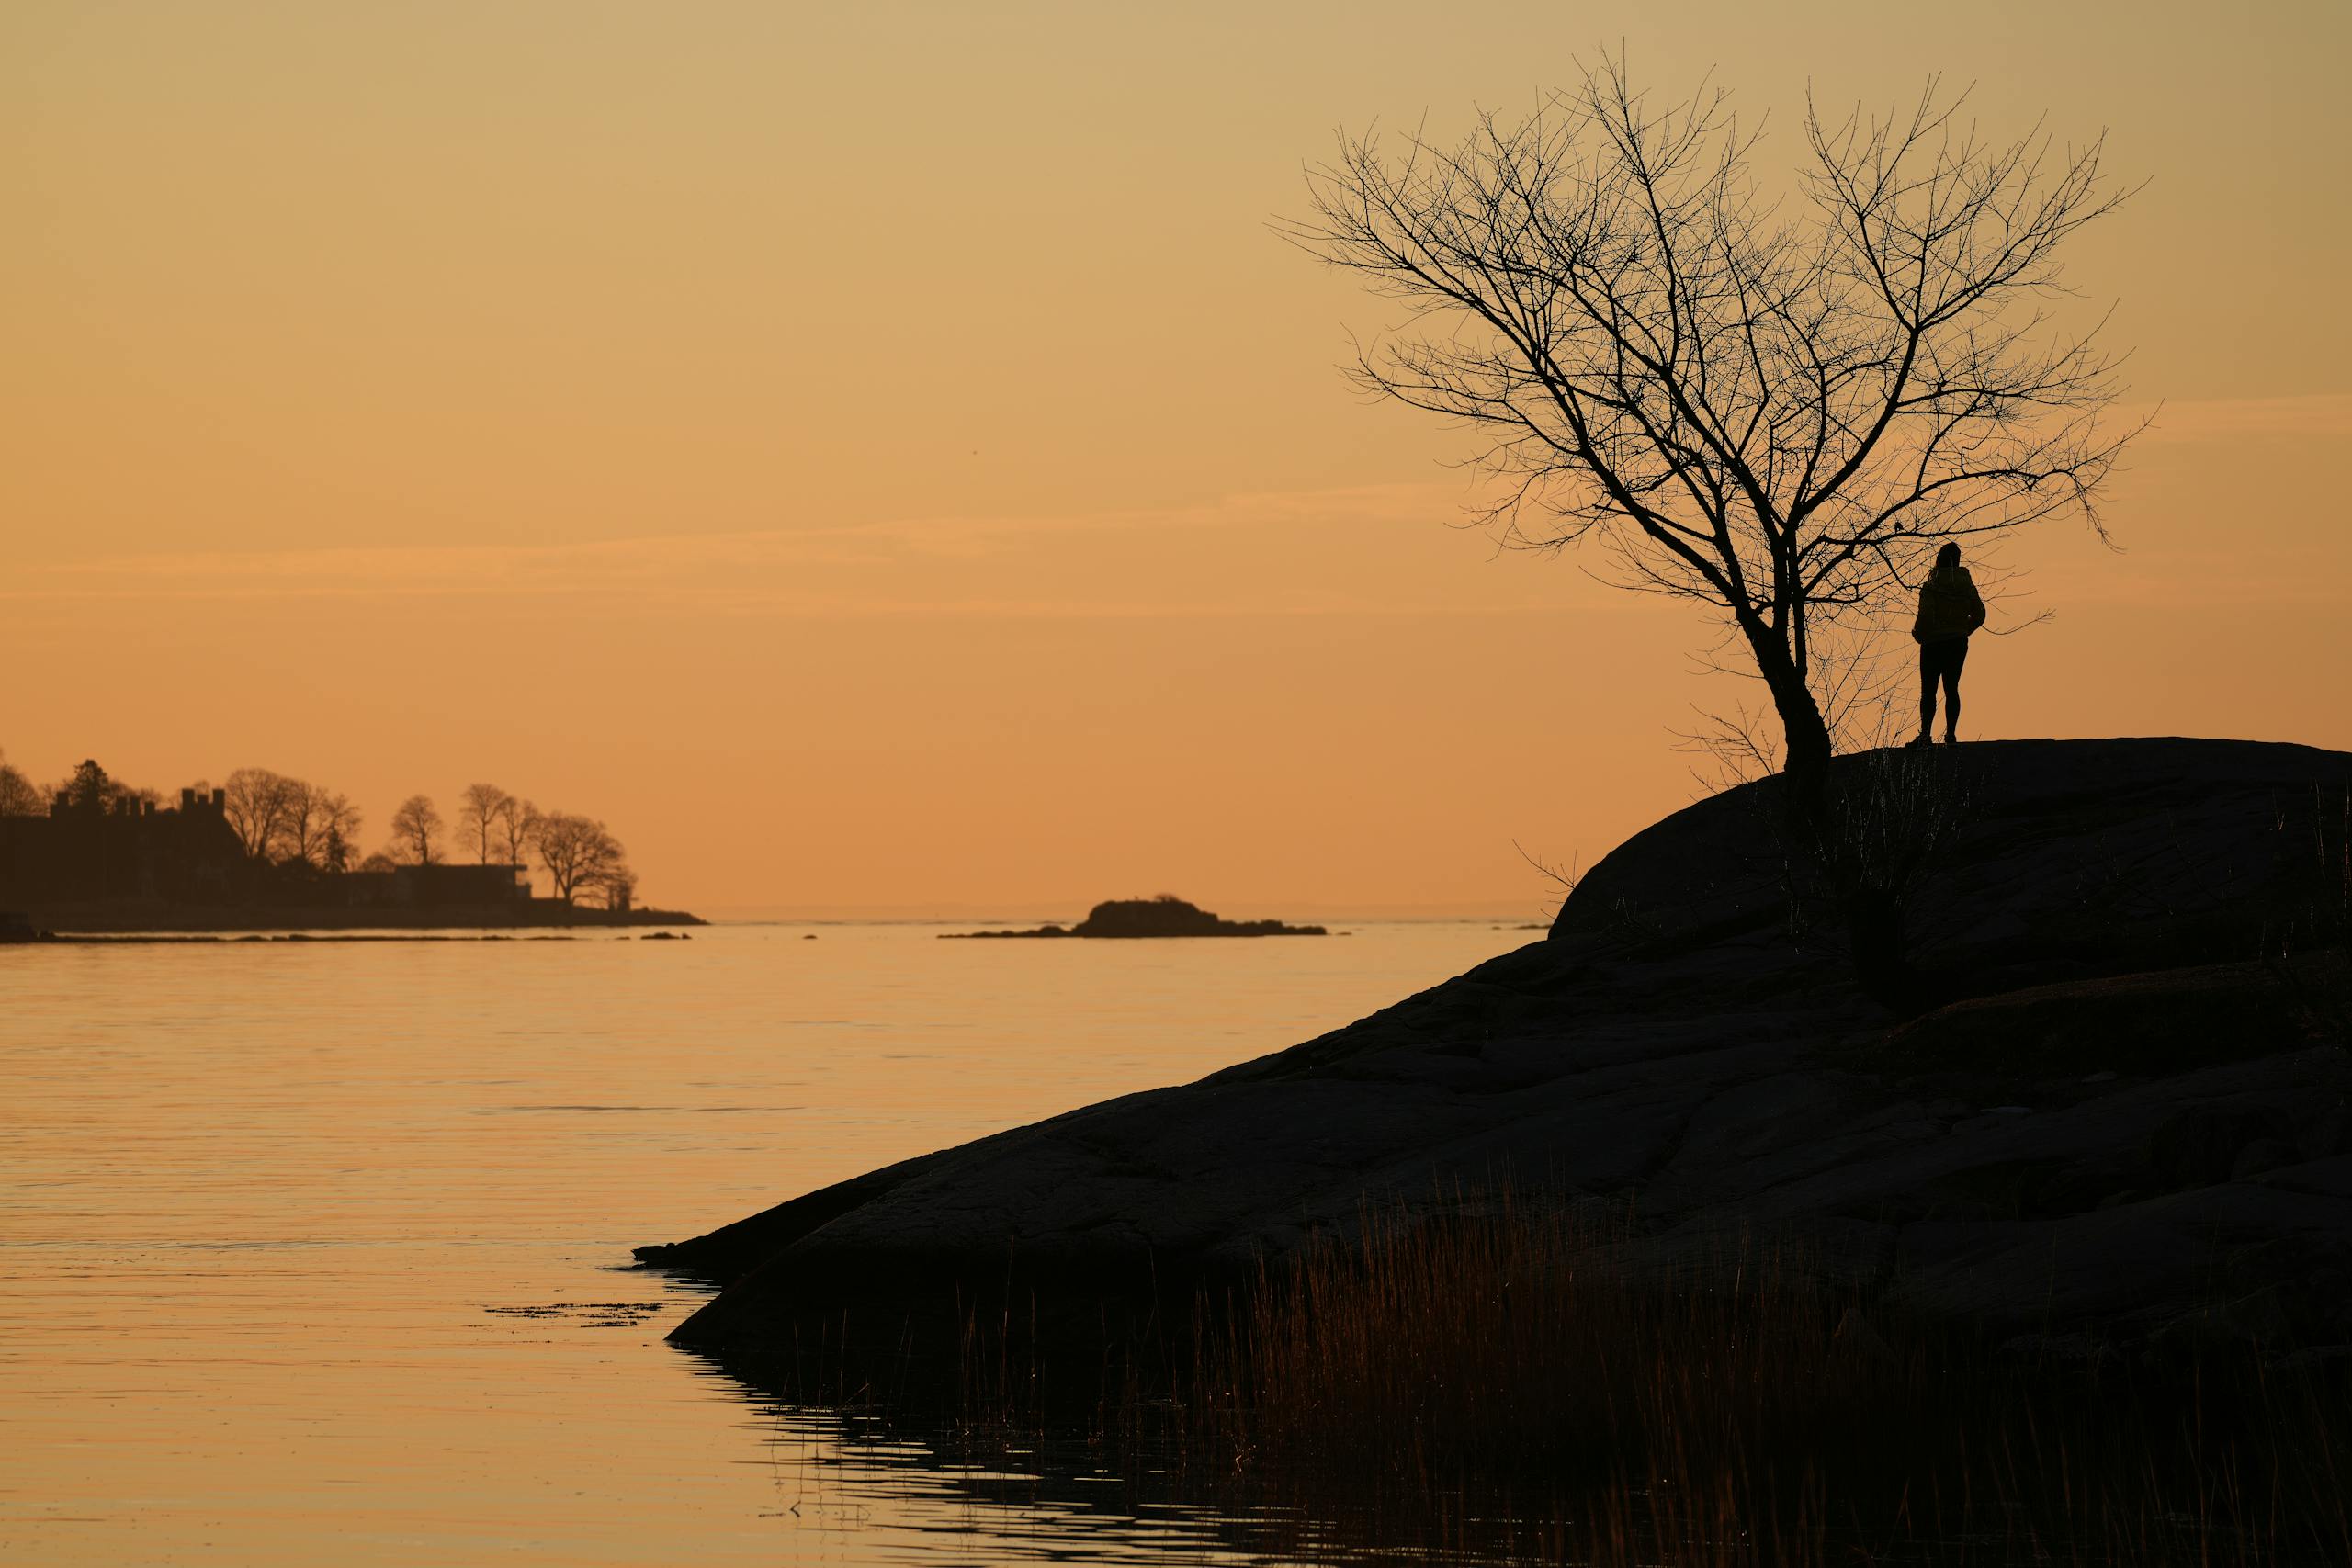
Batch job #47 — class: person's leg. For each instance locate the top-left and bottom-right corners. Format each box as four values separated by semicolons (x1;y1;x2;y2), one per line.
1941;639;1969;742
1917;647;1939;742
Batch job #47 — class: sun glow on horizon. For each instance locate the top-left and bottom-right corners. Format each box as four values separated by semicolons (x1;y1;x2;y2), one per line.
5;2;2346;910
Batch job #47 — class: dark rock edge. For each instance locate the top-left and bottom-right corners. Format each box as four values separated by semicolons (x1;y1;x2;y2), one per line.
639;738;2352;1384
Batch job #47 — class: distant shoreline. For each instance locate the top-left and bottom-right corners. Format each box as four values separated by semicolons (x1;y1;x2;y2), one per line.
27;931;647;944
8;904;705;936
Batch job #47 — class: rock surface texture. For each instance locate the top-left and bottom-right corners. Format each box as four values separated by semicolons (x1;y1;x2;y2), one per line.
643;739;2351;1369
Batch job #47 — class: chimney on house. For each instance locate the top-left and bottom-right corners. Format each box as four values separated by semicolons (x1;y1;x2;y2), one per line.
211;788;226;811
182;787;198;811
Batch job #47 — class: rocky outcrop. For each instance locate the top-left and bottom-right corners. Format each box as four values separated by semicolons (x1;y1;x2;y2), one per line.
640;739;2350;1371
943;895;1325;939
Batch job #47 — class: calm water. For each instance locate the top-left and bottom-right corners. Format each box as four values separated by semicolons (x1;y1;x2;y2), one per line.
0;920;1520;1564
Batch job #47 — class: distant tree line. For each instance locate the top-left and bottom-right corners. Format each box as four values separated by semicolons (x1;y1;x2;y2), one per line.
0;752;637;908
218;767;365;872
378;782;635;908
2;753;153;818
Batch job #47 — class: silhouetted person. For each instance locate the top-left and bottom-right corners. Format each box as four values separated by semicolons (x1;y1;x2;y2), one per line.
1911;543;1987;745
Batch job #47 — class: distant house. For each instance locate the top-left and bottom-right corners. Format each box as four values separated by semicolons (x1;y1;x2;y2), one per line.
343;863;530;909
0;787;246;909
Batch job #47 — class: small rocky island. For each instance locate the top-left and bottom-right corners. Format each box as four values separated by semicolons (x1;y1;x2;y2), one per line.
944;894;1326;939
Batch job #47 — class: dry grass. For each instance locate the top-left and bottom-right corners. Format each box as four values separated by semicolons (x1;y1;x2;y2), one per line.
2273;782;2349;955
1091;1195;2352;1565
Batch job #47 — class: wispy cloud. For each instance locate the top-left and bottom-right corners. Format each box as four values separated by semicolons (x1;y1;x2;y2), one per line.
2124;392;2352;443
2;482;1525;618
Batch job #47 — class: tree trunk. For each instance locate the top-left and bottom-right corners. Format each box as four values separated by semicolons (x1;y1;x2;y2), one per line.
1742;626;1833;788
1744;620;1917;1009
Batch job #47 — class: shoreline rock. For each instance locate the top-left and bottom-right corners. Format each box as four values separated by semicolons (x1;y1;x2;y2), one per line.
640;738;2351;1377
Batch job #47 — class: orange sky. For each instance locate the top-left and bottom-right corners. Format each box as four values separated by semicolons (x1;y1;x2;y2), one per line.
4;2;2346;915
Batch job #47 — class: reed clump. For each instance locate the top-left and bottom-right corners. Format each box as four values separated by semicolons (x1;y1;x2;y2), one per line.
1148;1195;2352;1565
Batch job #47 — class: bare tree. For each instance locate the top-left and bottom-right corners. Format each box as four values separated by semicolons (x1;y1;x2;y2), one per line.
222;768;303;860
387;795;444;866
1291;62;2136;784
533;812;628;905
494;796;541;868
276;783;361;870
273;784;318;865
455;783;514;864
318;795;364;874
0;751;41;817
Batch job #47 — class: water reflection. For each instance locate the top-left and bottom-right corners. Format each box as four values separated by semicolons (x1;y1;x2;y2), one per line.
677;1332;1565;1568
678;1360;1362;1568
0;920;1519;1565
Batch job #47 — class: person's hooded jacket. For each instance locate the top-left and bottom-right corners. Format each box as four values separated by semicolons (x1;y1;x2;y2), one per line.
1912;563;1988;644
